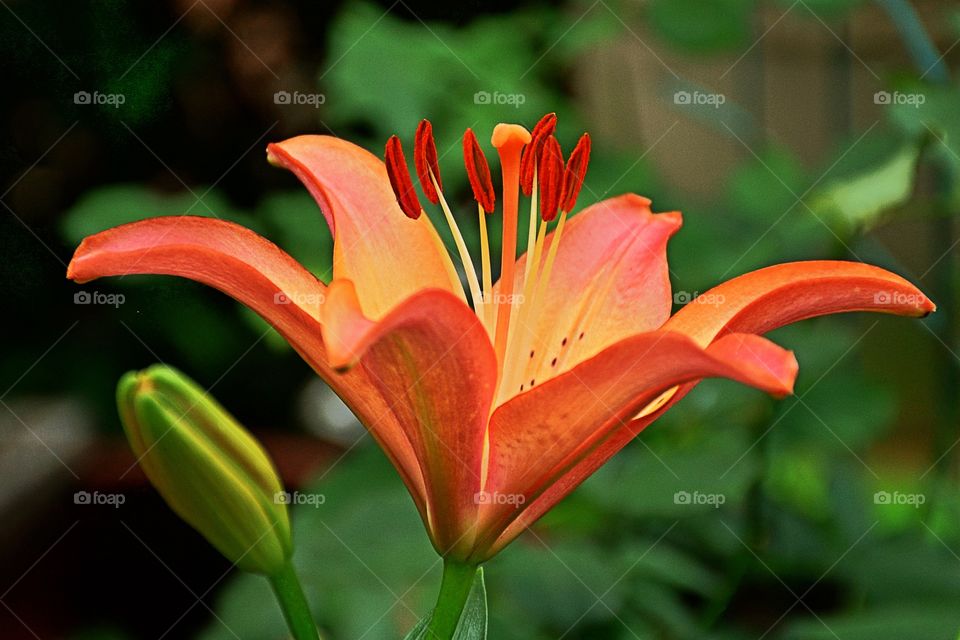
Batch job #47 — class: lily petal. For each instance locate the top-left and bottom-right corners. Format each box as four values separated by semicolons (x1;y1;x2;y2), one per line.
480;260;934;559
267;135;463;318
496;195;681;402
664;260;935;347
322;282;498;556
66;216;431;525
475;331;797;561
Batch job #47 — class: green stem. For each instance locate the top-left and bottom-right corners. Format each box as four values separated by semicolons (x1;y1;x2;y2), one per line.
269;561;321;640
425;561;478;639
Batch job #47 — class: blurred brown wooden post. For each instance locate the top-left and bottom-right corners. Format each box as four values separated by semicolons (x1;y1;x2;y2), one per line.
579;2;956;198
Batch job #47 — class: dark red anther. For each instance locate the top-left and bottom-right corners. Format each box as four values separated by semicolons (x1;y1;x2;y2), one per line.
414;119;442;204
538;135;564;221
519;113;557;196
384;135;422;219
463;128;496;213
559;133;591;213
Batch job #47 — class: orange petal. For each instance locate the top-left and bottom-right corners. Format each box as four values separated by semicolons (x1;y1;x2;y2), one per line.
322;282;498;557
496;195;681;402
66;216;431;526
266;135;462;318
665;260;935;347
474;331;797;561
479;260;934;559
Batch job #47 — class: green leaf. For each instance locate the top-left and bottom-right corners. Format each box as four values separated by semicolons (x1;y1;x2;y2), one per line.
403;569;487;640
808;139;920;231
782;605;960;640
779;0;865;18
258;190;333;280
887;82;960;207
453;569;488;639
579;427;762;518
647;0;756;53
202;446;438;640
726;146;807;223
60;183;258;243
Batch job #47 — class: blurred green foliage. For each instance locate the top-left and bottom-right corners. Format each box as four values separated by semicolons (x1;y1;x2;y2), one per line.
41;0;960;638
200;1;960;639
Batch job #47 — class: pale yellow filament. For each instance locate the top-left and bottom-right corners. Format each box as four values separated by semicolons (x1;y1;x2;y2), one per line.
432;173;484;320
478;203;493;332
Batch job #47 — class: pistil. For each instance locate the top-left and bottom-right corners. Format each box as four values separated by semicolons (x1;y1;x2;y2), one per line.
491;124;531;367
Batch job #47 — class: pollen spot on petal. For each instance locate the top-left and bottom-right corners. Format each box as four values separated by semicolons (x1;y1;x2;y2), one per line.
561;337;568;347
529;350;535;358
578;332;585;340
551;358;557;367
530;379;535;387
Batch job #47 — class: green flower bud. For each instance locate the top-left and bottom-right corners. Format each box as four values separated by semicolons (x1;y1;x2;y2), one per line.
117;365;292;575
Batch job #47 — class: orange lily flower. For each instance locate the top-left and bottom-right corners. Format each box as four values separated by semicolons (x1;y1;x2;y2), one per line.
67;115;933;566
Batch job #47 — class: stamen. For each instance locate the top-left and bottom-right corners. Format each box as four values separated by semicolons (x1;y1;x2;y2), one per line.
414;119;442;204
463;129;496;213
384;135;422;219
478;202;493;330
499;212;548;401
530;210;567;315
538;135;564;222
522;165;539;287
560;133;591;213
491;123;532;368
513;134;588;386
519;113;557;196
431;172;485;321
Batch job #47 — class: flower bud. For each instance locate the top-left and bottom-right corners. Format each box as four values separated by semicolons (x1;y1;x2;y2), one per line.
117;365;292;575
